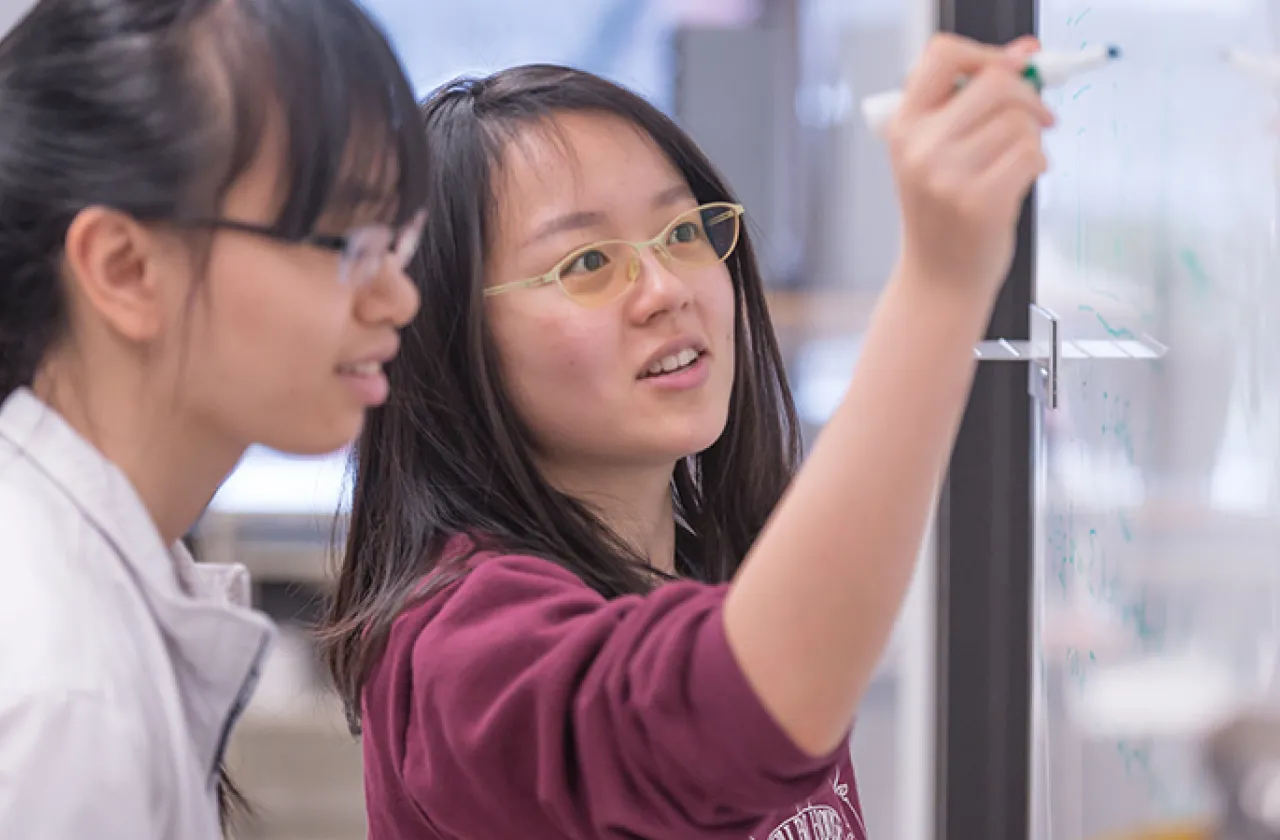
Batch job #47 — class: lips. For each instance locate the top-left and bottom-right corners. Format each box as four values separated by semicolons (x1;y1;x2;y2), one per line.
638;335;709;380
642;347;703;378
336;361;383;376
336;337;399;378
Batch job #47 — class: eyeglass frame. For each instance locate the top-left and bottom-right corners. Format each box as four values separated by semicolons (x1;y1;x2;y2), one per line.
175;209;427;287
483;201;746;307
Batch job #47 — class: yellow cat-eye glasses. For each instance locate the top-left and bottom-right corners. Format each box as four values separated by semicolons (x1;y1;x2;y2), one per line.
484;201;745;309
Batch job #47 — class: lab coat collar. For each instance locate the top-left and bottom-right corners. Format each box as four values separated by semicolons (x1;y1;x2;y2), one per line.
0;388;275;783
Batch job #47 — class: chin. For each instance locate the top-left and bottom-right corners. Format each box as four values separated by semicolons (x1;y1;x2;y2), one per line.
256;411;365;458
667;416;730;461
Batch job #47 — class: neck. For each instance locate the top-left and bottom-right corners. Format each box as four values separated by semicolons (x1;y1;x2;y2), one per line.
35;360;244;546
542;459;678;575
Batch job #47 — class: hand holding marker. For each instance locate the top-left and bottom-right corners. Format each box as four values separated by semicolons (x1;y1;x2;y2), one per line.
861;44;1123;135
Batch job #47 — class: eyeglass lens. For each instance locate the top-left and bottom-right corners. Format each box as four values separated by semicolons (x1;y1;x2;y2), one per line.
557;204;740;306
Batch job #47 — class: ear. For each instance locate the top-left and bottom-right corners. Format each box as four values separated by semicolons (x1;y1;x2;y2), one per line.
61;207;174;344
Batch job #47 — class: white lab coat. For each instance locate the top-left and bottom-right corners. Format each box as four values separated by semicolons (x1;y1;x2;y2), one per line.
0;388;275;839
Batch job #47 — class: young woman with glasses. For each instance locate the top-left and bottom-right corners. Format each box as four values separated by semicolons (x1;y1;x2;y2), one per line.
0;1;425;836
323;34;1052;840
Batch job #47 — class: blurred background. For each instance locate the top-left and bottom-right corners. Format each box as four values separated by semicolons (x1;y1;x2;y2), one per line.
197;1;933;838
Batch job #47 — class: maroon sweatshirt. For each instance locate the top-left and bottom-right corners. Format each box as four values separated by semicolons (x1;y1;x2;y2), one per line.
361;546;867;839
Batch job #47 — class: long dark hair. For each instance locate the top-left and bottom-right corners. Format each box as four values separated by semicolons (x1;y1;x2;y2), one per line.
320;65;801;731
0;0;426;830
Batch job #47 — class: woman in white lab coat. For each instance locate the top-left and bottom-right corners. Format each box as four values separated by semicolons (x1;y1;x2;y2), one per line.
0;1;426;837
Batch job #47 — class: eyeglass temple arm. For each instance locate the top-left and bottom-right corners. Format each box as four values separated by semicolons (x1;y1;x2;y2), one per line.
484;274;557;297
706;206;742;226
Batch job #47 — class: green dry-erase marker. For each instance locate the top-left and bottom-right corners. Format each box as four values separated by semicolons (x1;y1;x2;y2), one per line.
861;44;1122;134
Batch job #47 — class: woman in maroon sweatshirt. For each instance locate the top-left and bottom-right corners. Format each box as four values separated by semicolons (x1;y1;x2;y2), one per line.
320;34;1051;839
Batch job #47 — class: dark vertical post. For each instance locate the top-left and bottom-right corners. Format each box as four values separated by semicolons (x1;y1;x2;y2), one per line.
933;0;1037;839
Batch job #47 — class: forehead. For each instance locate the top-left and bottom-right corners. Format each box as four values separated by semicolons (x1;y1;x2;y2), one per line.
494;112;686;226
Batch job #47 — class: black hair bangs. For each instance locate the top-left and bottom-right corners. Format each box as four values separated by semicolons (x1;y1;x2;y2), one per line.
208;0;427;237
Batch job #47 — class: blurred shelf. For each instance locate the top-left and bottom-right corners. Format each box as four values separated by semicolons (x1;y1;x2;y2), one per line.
227;692;365;840
196;510;342;587
1039;483;1280;586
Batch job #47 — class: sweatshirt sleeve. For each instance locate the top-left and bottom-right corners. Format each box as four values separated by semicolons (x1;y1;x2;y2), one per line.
394;554;848;839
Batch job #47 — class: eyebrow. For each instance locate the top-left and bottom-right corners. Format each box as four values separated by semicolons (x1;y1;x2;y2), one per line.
523;183;695;247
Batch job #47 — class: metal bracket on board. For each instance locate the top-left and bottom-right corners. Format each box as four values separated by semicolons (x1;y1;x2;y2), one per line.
973;305;1168;410
973;304;1060;408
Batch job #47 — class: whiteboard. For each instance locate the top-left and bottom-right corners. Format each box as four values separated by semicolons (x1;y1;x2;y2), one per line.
1031;1;1280;838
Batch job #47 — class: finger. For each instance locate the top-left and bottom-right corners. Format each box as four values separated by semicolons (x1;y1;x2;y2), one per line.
898;33;1024;118
1005;35;1041;56
932;65;1054;140
947;109;1045;174
973;135;1048;215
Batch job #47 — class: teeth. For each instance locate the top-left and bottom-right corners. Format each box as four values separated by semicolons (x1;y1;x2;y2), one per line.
339;361;381;376
646;348;700;377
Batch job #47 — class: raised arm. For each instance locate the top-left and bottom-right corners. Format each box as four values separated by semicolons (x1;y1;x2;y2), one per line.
724;33;1054;756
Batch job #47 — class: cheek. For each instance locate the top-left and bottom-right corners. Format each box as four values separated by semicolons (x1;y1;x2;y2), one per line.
184;251;350;398
490;306;621;435
705;267;737;345
700;269;737;393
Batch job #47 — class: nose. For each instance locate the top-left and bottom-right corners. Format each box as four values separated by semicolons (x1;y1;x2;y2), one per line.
357;255;421;329
626;246;692;323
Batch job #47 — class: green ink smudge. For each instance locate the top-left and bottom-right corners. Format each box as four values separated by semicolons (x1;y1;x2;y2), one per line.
1118;512;1134;541
1179;249;1211;297
1097;313;1136;339
1079;306;1137;338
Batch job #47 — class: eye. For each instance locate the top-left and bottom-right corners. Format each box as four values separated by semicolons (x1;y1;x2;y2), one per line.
668;221;705;245
564;248;611;274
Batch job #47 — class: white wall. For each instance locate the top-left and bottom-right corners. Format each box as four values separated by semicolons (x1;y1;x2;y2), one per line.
893;6;939;840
